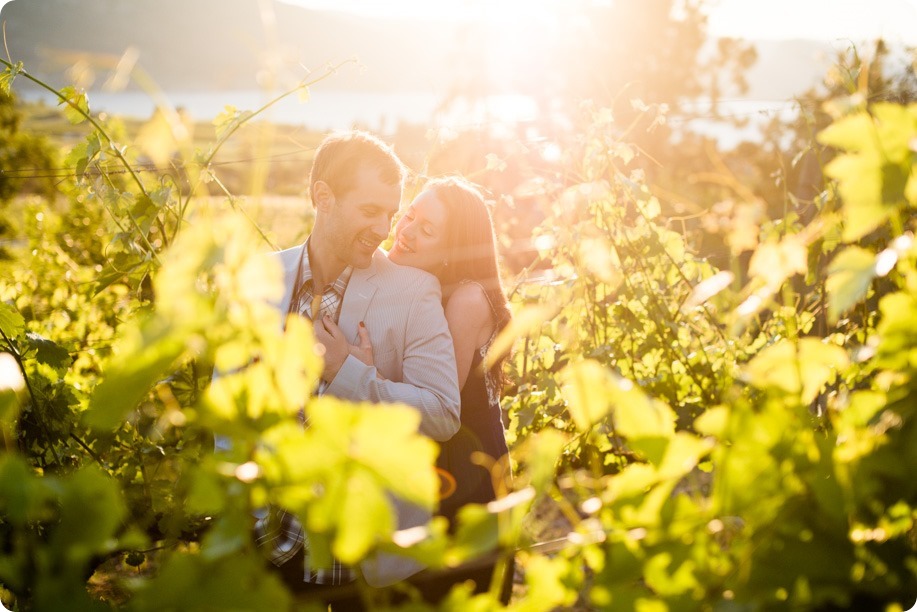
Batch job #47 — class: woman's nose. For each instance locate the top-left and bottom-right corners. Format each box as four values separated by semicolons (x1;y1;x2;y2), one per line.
400;221;416;239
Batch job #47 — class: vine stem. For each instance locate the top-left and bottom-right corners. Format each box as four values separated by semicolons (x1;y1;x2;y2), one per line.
100;168;162;262
207;170;278;251
0;327;63;466
0;57;162;265
0;330;109;473
182;58;358;211
618;169;733;351
600;198;713;405
69;432;111;472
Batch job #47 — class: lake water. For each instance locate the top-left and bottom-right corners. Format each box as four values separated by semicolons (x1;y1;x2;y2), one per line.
20;88;796;147
20;88;538;131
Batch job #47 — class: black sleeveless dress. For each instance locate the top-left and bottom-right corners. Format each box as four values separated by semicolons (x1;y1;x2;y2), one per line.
435;289;509;527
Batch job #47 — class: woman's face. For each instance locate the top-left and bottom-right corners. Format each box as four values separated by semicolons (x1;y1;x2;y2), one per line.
388;189;449;274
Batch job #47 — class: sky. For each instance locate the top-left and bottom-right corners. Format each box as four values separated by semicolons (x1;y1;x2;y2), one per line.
278;0;917;45
706;0;917;43
0;0;914;43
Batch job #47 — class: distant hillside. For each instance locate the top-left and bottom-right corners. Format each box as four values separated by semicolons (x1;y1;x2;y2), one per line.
0;0;455;92
1;0;842;101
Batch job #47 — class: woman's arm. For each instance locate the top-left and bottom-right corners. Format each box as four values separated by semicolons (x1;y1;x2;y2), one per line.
318;282;495;392
443;282;495;391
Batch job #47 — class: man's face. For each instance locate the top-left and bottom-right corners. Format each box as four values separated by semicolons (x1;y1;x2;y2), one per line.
322;163;402;270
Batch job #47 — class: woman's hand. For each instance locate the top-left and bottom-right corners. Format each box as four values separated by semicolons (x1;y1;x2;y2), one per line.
350;321;375;367
313;316;375;382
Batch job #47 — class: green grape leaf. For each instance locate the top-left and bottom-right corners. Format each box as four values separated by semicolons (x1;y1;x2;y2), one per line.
305;529;334;572
693;406;729;437
92;262;137;297
25;332;71;370
334;467;393;563
213;104;238;139
836;390;886;432
523;555;578;609
186;468;226;515
64;133;103;178
149;184;173;208
561;359;675;458
485;303;556;372
824;153;890;242
559;359;615;431
137;108;178;166
906;162;917;206
304;462;348;536
64;141;90;177
579;236;622;286
643;551;700;597
0;455;53;526
85;323;186;430
447;503;499;566
0;388;20;429
213;105;251;141
744;338;849;404
748;237;808;289
0;62;23;95
201;511;249;561
626;436;669;467
129;553;291;611
875;292;917;370
657;432;713;480
49;467;126;565
520;429;567;492
58;85;90;125
872;102;917;164
0;301;25;339
826;246;876;323
684;270;734;311
817;111;875;152
611;383;675;442
347;403;438;507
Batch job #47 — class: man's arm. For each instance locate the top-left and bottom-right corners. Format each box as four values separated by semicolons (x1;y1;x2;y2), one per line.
325;275;461;442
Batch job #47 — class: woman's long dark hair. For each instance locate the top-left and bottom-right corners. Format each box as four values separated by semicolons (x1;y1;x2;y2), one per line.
424;176;513;388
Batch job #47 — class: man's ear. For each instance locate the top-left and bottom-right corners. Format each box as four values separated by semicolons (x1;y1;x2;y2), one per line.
312;181;335;211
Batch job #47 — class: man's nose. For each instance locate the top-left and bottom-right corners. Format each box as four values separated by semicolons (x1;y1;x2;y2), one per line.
371;215;391;239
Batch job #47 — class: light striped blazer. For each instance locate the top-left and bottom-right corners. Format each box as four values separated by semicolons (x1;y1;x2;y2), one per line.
276;242;461;441
276;242;462;586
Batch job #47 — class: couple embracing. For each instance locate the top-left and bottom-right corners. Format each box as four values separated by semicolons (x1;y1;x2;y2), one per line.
264;130;514;608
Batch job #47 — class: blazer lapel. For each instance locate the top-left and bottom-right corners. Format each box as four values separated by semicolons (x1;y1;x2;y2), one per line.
338;253;380;343
279;242;306;317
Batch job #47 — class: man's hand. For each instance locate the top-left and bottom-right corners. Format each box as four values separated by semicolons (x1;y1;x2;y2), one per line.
314;317;380;382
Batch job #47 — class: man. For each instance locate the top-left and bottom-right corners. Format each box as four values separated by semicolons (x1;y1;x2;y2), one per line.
262;130;461;601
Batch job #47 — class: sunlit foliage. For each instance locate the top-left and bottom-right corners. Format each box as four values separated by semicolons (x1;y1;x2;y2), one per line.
1;46;916;612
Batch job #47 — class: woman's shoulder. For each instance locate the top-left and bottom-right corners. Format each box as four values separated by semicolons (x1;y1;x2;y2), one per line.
445;281;494;324
450;280;489;303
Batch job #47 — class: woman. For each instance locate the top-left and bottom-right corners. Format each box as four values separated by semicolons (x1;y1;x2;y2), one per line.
318;175;514;601
388;176;513;523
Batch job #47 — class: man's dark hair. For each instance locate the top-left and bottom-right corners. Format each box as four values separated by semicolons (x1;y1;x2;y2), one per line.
309;130;404;202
